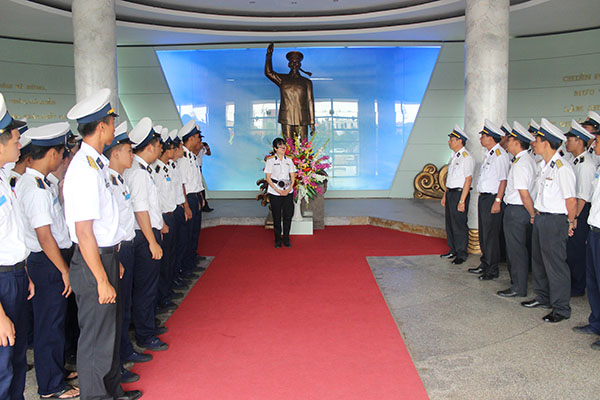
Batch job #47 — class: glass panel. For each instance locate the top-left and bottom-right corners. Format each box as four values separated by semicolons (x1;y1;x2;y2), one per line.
157;46;440;191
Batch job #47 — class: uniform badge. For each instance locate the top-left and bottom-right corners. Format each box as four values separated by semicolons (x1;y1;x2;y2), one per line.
513;157;520;164
0;195;6;207
462;151;468;157
111;175;118;186
35;177;46;189
556;159;563;168
87;156;99;170
9;177;17;188
495;148;501;156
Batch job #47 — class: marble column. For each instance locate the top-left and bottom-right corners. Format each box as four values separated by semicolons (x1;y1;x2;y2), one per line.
72;0;118;108
464;0;509;248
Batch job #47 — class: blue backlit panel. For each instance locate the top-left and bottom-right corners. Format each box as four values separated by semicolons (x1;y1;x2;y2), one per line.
156;46;440;191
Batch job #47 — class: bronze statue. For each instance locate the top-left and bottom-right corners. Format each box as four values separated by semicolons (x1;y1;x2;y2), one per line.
265;43;315;142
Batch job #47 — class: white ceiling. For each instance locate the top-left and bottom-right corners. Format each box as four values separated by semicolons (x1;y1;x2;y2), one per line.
2;0;599;45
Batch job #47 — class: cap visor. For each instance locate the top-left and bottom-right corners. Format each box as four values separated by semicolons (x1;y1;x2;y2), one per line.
7;119;26;131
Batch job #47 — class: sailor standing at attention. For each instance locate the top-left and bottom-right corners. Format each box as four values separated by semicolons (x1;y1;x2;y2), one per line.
521;118;576;323
14;122;78;399
63;88;141;400
468;119;510;280
0;93;32;400
496;122;536;298
564;120;595;297
440;125;473;265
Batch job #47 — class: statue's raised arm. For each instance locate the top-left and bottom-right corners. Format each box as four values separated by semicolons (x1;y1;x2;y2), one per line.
264;43;315;142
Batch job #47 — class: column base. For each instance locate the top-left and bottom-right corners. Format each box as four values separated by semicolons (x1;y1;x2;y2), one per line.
468;229;481;254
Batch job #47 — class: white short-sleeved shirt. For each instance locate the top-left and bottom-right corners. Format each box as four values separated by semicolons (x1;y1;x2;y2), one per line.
264;155;297;196
152;159;177;213
571;152;596;202
46;173;60;201
169;160;185;205
177;146;204;194
477;143;510;194
197;147;207;168
534;152;577;214
63;142;124;246
16;168;72;252
587;144;600;168
0;167;29;264
445;147;474;189
108;168;135;241
504;150;537;206
124;155;163;231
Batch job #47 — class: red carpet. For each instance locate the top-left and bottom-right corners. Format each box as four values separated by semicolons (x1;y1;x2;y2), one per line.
125;225;447;399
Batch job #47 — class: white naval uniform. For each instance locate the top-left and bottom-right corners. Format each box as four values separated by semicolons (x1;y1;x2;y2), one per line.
169;160;185;206
177;146;204;195
588;144;600;168
46;173;60;203
123;155;164;231
590;167;600;228
477;143;510;194
445;147;474;189
264;155;297;196
572;152;596;203
15;167;72;252
0;167;29;264
197;147;207;168
152;159;177;213
559;143;574;164
108;168;135;242
63;142;124;247
504;150;537;205
534;152;576;214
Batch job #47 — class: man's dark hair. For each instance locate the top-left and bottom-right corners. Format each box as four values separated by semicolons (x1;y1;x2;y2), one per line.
104;142;129;160
29;144;65;161
539;136;560;150
459;138;466;146
272;137;286;148
133;137;159;154
77;115;113;137
161;142;175;153
509;136;529;151
0;130;13;145
492;136;501;144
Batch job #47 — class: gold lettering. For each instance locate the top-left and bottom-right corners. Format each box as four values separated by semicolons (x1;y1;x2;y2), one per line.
574;89;595;96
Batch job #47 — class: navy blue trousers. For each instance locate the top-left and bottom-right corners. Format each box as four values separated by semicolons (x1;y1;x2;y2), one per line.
27;251;68;396
568;202;591;295
0;267;29;400
158;212;176;304
117;240;135;362
586;230;600;333
132;229;161;343
172;205;187;283
182;193;201;273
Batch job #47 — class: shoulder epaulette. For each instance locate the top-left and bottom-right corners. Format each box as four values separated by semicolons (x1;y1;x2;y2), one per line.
495;148;501;156
9;176;17;188
513;157;520;164
87;156;99;170
110;175;118;186
35;177;46;189
462;151;468;157
265;155;275;160
556;159;563;168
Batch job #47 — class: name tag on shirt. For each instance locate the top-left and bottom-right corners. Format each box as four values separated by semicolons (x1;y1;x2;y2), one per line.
125;193;131;200
0;195;5;207
53;197;59;205
166;177;172;182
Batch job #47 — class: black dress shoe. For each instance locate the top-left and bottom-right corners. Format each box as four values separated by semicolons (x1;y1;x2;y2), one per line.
116;390;143;400
275;242;282;248
283;241;291;248
451;258;465;265
572;325;600;335
155;326;168;335
479;273;498;281
468;266;484;274
543;311;569;323
170;292;184;300
497;288;518;297
521;299;551;309
121;367;140;384
440;252;455;258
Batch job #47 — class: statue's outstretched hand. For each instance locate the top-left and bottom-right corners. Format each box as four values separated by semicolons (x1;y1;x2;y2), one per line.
267;43;274;55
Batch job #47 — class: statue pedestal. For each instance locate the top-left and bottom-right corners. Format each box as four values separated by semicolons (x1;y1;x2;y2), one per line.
301;193;325;230
290;216;313;235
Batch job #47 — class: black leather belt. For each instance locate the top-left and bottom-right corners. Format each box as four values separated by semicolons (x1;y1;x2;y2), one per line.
538;212;564;216
480;192;496;196
590;226;600;233
120;239;134;246
0;261;26;273
76;244;118;255
448;188;471;192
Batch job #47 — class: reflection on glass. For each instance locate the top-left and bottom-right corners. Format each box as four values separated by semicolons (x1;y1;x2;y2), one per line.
156;46;440;191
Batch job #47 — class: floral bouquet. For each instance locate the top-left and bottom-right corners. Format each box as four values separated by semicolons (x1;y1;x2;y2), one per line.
286;133;331;204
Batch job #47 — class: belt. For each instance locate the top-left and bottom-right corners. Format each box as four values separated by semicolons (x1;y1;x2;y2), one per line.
480;192;496;196
590;226;600;233
447;188;471;192
121;239;134;246
537;212;565;216
0;261;26;273
76;244;118;255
